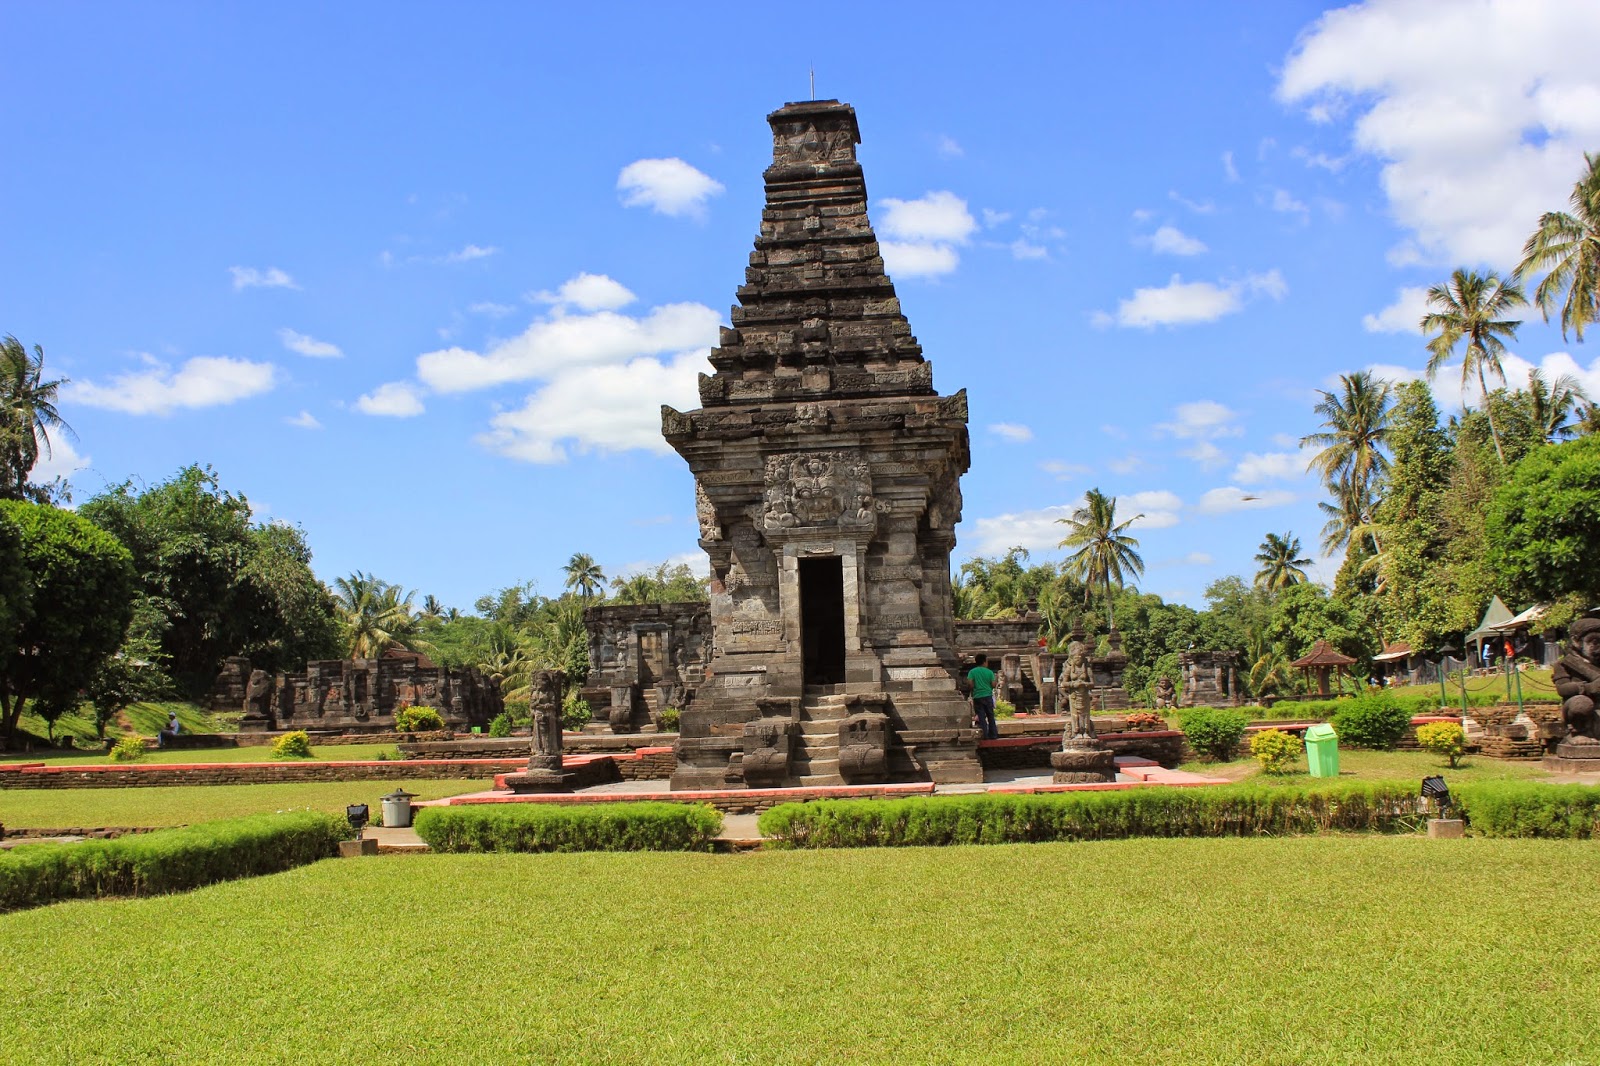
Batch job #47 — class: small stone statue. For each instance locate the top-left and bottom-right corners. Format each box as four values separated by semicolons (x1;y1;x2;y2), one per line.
529;669;567;760
1555;618;1600;744
243;669;273;726
1153;675;1177;711
1051;638;1115;783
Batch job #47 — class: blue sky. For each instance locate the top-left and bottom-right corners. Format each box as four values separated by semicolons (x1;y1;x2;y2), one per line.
5;1;1599;612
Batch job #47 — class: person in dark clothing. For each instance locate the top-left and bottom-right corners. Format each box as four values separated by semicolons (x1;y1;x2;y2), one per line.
968;653;999;741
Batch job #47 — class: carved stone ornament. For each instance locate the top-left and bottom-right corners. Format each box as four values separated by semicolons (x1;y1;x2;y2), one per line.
695;481;722;542
761;451;877;532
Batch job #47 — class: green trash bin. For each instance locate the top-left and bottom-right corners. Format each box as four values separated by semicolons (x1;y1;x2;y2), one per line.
1305;723;1339;778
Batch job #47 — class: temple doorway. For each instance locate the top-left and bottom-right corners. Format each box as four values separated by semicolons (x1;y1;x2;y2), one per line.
799;556;846;685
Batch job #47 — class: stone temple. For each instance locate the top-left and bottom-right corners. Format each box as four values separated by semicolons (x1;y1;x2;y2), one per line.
662;99;980;790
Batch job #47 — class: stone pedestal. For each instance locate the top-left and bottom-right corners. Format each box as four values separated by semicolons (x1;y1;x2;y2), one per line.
502;755;577;794
338;838;379;858
1051;740;1116;783
1542;738;1600;775
1427;818;1465;839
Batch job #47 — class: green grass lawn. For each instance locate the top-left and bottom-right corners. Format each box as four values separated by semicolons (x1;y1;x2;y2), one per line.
0;779;493;829
1181;746;1558;786
3;837;1597;1063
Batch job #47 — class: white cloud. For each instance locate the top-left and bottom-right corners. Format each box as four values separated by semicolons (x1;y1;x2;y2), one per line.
28;434;88;483
937;135;964;159
285;410;322;429
988;422;1034;443
1222;151;1240;182
1122;490;1183;530
1009;239;1049;261
417;301;718;394
1169;191;1216;214
1181;441;1229;470
1039;460;1090;480
1270;188;1310;218
1146;225;1208;256
1292;146;1348;172
617;158;724;219
1361;286;1431;334
880;241;961;278
229;266;298;291
469;302;516;317
877;191;976;278
1096;271;1286;328
1196;487;1297;514
477;350;705;464
356;382;425;418
441;244;498;264
533;273;636;312
1233;451;1304;483
1368;348;1600;412
67;356;276;415
278;328;342;358
981;208;1012;228
1158;400;1244;440
1279;0;1600;267
1108;454;1143;475
967;503;1083;556
1154;550;1215;568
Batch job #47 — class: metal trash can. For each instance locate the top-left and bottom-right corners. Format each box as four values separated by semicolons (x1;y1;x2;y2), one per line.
381;788;418;828
1304;723;1339;778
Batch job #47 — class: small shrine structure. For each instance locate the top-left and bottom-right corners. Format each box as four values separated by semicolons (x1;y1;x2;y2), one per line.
1291;640;1357;698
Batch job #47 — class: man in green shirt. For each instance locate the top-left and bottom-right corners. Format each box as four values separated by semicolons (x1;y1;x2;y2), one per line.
967;653;999;740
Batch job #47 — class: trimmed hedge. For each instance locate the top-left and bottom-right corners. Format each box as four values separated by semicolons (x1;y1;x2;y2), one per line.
758;781;1600;848
413;801;722;853
1331;692;1414;750
0;811;349;911
1259;690;1497;720
758;783;1423;848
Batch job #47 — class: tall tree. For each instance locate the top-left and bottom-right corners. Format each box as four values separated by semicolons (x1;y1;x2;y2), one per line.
333;572;418;659
1422;269;1527;463
1302;371;1391;566
1056;488;1144;628
1253;532;1311;591
563;552;606;602
0;334;74;503
1520;368;1590;442
1515;150;1600;343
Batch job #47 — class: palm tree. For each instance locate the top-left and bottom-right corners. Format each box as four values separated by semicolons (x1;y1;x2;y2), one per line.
421;594;445;620
1316;472;1375;557
1515;151;1600;343
563;552;606;602
1056;488;1144;628
0;334;74;501
1421;269;1527;463
1523;368;1590;442
1302;371;1392;499
1253;532;1311;591
333;571;418;659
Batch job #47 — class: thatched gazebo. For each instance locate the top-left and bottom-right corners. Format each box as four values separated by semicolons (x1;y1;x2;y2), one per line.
1292;640;1357;698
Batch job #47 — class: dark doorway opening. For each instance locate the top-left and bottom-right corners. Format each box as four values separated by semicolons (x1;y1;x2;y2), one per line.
799;556;846;686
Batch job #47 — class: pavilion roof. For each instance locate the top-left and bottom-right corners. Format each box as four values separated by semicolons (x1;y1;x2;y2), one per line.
1372;642;1413;663
1291;639;1357;668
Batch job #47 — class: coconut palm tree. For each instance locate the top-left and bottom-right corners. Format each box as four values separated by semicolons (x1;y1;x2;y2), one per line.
1522;368;1590;442
1316;472;1376;557
0;334;74;502
1253;532;1311;591
1515;151;1600;343
333;571;418;659
1421;269;1527;463
1056;488;1144;628
1302;371;1392;500
563;552;606;602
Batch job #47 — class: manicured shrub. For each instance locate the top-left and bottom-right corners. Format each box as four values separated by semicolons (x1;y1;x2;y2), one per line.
1259;690;1497;721
414;801;721;853
109;734;148;762
562;694;591;732
1455;782;1600;838
657;707;681;732
1331;692;1412;750
394;706;446;733
1182;707;1249;760
1250;728;1302;774
994;700;1017;719
272;730;314;759
1416;721;1468;768
0;811;349;911
488;711;515;738
758;782;1423;848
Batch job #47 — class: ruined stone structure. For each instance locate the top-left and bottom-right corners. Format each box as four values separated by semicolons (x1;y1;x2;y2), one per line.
1180;650;1241;707
582;602;710;733
503;669;577;793
662;100;980;789
217;649;501;733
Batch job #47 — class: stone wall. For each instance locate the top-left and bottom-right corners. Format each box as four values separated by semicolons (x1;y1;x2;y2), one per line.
977;732;1186;770
582;602;710;733
0;758;522;790
1180;650;1241;707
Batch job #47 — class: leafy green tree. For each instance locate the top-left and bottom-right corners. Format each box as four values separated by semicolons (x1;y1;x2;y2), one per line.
1260;582;1375;674
563;552;606;602
80;466;338;693
1370;381;1456;650
607;562;707;604
0;334;74;504
1422;269;1527;463
1486;434;1600;605
0;501;135;742
85;630;172;739
1057;488;1144;628
1515;150;1600;343
1253;532;1311;590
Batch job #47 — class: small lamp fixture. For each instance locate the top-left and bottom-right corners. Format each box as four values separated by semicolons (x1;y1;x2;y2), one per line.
346;803;370;833
1420;776;1451;816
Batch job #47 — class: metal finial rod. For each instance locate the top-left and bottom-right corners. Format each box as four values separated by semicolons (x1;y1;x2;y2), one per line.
810;64;815;101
